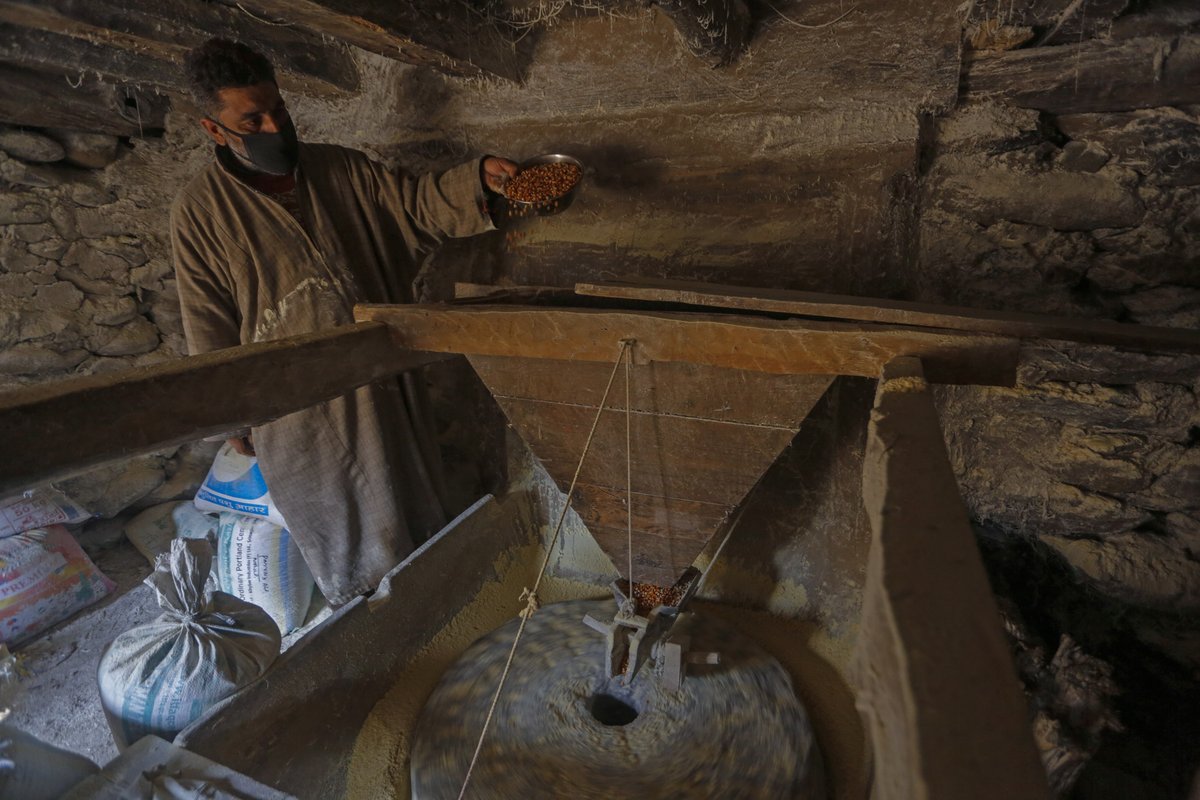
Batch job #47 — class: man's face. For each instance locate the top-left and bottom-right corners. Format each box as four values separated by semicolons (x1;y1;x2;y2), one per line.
199;81;290;160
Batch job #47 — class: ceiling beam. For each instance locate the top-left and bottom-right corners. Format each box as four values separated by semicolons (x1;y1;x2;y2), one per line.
962;33;1200;115
0;61;168;136
0;0;359;98
232;0;524;82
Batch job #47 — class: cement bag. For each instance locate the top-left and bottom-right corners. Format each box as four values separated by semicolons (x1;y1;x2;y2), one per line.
217;513;314;635
125;502;219;563
194;442;287;527
0;488;90;539
0;723;99;800
97;539;280;749
0;526;115;646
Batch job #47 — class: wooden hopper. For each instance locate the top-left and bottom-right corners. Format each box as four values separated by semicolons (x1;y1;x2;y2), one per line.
469;355;831;586
357;293;1025;589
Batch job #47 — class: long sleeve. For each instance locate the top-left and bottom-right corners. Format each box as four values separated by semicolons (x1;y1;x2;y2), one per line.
373;157;496;243
170;198;242;356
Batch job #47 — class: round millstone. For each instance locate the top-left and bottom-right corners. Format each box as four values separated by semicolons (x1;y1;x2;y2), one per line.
411;599;825;799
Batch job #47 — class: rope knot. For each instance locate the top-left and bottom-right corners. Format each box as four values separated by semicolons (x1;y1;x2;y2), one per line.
518;587;541;620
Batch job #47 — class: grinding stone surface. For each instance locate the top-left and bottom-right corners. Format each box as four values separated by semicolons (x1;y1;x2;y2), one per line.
412;599;825;799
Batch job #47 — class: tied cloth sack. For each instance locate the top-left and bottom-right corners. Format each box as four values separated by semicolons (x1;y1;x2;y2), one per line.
194;442;287;527
216;513;314;636
98;539;280;749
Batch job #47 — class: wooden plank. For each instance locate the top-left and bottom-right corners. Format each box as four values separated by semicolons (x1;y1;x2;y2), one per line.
853;357;1049;800
576;279;1200;354
588;525;701;588
356;304;1020;386
570;483;733;539
495;397;797;505
453;283;567;301
0;61;168;137
470;355;833;428
962;34;1200;115
0;323;448;496
234;0;522;82
0;0;359;98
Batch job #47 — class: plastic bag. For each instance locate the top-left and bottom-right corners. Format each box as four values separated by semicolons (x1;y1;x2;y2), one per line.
193;443;287;527
0;488;90;539
0;526;114;645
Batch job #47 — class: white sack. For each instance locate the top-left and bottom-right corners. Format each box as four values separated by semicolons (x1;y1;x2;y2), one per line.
217;513;314;635
193;443;287;527
97;539;280;749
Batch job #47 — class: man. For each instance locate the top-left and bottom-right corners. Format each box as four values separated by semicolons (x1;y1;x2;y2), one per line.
172;39;517;605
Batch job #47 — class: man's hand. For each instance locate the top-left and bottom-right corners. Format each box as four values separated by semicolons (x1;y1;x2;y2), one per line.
481;156;519;195
227;434;256;457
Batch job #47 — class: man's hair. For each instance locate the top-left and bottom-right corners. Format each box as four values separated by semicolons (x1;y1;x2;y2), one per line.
185;38;276;112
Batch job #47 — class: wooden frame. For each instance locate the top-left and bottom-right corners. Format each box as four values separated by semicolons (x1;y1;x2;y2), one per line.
577;278;1200;353
0;322;449;496
355;304;1021;386
854;357;1049;799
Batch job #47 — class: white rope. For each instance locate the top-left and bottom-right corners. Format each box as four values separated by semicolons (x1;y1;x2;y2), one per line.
623;338;635;602
457;339;633;800
764;1;857;30
697;504;749;592
235;2;293;27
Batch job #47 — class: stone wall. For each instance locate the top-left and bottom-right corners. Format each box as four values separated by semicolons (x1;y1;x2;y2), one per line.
0;120;225;513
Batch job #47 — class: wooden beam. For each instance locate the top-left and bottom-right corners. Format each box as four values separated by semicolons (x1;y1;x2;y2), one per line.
356;304;1020;386
0;0;359;98
0;323;447;496
0;61;167;136
853;356;1050;800
576;279;1200;354
962;34;1200;114
233;0;522;82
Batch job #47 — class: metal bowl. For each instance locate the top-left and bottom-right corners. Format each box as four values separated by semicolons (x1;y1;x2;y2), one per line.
505;153;584;216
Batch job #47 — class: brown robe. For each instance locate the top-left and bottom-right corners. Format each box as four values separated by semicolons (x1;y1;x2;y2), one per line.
171;142;493;604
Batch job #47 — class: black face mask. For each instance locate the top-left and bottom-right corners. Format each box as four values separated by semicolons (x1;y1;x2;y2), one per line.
209;114;299;176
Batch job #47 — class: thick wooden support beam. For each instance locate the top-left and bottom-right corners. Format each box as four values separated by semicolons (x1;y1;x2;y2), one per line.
0;323;446;497
233;0;522;82
577;279;1200;354
962;34;1200;114
355;304;1020;386
0;0;359;98
853;357;1049;799
0;61;167;137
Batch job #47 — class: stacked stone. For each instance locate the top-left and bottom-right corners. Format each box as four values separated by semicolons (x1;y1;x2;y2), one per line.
0;123;215;517
917;100;1200;674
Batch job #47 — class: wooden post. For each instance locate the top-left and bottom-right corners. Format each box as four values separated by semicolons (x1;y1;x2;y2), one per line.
853;356;1049;799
